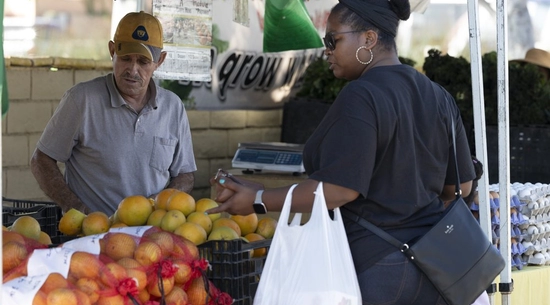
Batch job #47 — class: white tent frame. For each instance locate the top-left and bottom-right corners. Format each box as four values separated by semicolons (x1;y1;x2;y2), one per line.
467;0;513;303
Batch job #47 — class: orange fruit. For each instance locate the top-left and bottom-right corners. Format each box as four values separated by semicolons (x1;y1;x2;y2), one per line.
256;217;277;239
137;289;150;303
75;277;101;304
187;277;211;305
134;241;162;267
173;222;207;245
39;272;70;294
109;222;128;228
2;230;26;246
147;209;167;227
2;241;28;273
195;198;221;222
230;213;258;236
96;294;125;305
155;188;180;210
125;267;147;291
58;208;86;236
160;210;187;232
116;257;142;268
147;275;175;297
187;211;213;234
117;195;153;226
207;226;240;241
146;230;175;257
101;262;128;287
212;218;241;236
82;211;110;236
165;285;188;305
69;252;102;279
172;237;200;261
10;215;41;240
46;288;78;305
173;259;192;285
38;231;52;245
101;232;137;261
116;257;147;290
244;233;267;257
33;290;48;305
167;191;196;216
74;289;92;305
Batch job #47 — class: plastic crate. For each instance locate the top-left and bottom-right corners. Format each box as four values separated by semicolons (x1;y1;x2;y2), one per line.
483;125;550;183
198;238;271;305
2;197;62;237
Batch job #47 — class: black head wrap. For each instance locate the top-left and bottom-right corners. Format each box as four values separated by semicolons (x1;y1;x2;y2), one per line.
338;0;399;37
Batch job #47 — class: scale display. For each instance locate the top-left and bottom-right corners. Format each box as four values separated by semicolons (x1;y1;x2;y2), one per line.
232;142;305;173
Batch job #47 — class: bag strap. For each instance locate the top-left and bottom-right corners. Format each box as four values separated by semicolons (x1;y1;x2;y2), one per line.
342;96;462;254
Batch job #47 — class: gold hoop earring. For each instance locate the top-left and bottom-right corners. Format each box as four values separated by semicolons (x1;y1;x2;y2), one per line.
356;46;373;65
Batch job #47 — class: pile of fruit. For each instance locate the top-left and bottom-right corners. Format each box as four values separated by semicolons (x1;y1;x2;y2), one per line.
2;189;278;305
3;226;231;305
58;189;277;249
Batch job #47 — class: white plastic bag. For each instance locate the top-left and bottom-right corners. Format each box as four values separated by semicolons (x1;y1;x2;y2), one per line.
253;182;362;305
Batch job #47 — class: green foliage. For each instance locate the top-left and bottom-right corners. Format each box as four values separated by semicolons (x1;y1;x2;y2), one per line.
295;57;349;102
399;56;417;68
423;49;550;125
423;49;473;122
211;24;229;54
484;52;550;125
296;56;417;103
159;80;196;110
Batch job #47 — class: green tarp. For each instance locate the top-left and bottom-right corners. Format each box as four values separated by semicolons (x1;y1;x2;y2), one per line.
263;0;323;53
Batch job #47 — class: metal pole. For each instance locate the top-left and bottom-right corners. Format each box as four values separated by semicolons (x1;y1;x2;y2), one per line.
496;0;514;303
466;0;496;302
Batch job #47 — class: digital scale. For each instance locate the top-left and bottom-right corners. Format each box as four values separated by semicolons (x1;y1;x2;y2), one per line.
232;142;305;174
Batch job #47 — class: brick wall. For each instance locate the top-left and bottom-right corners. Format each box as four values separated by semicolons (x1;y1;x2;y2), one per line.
2;57;282;204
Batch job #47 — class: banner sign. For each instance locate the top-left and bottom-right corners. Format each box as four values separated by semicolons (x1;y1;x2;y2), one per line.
155;0;337;109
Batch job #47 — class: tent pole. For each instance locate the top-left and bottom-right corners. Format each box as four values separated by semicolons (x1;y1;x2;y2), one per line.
496;0;514;303
466;0;497;301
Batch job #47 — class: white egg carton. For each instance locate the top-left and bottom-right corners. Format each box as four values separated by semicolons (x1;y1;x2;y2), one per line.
519;199;550;218
521;240;537;256
526;250;550;266
513;182;550;200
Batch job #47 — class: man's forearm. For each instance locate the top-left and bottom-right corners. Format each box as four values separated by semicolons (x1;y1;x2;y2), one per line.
31;151;89;213
166;172;195;194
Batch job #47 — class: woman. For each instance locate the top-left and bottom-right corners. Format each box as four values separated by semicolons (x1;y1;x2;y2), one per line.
208;0;476;303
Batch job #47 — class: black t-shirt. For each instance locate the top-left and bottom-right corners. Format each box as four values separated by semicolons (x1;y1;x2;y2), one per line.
303;64;476;273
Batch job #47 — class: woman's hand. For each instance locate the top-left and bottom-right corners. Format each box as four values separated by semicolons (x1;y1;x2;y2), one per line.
208;172;264;215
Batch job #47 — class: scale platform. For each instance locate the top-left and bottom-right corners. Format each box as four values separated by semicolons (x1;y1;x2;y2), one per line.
232;142;305;174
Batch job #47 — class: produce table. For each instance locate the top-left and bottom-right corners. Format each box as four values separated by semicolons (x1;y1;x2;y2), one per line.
493;266;550;305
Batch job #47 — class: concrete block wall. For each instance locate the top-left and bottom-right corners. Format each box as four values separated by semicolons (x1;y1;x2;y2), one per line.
2;58;282;206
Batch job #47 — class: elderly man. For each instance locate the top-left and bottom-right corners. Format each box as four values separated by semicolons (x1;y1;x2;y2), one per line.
31;11;196;214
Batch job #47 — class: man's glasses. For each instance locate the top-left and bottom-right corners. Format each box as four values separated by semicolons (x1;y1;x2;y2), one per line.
323;30;362;51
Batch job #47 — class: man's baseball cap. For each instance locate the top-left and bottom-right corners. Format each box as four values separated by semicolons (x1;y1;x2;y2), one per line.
113;11;163;62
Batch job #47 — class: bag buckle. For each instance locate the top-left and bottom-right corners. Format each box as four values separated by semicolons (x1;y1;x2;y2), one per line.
400;244;414;260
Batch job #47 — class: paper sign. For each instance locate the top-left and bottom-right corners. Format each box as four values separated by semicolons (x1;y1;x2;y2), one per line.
2;273;49;305
27;248;76;278
108;225;153;237
60;233;106;254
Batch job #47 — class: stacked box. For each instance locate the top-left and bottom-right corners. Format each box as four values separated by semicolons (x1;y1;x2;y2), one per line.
198;238;271;305
2;197;62;237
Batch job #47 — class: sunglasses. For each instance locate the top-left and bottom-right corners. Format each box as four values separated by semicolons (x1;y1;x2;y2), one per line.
323;30;362;51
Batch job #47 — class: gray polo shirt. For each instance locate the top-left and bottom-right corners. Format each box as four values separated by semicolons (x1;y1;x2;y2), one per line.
37;73;197;214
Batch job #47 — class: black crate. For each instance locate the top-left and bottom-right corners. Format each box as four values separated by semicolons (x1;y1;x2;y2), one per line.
198;238;271;305
2;197;62;237
483;125;550;184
